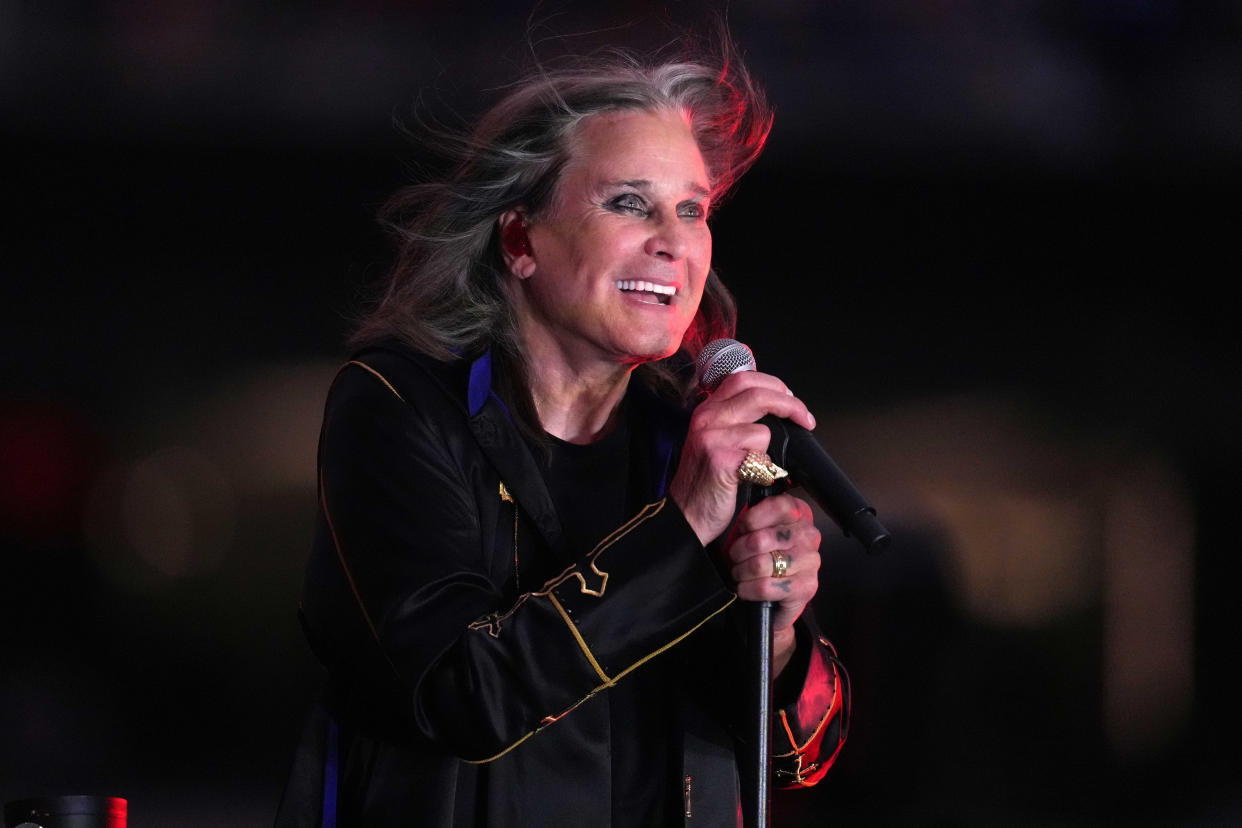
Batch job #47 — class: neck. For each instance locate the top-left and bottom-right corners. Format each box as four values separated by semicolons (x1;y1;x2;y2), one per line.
521;338;634;445
531;362;632;444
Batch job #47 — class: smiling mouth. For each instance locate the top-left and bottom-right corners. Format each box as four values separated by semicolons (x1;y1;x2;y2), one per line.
616;280;676;305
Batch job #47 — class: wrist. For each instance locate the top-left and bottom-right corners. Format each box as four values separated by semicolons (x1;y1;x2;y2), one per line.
773;625;797;677
668;489;713;547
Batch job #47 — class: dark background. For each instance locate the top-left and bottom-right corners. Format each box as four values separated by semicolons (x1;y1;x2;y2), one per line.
2;2;1239;825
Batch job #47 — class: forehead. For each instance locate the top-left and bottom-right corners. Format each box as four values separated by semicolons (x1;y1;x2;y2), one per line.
561;108;710;191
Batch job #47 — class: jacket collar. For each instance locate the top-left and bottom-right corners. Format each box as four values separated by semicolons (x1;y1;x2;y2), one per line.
464;350;570;564
466;349;688;535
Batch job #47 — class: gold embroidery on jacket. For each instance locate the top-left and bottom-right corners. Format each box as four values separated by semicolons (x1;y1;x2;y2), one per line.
499;481;520;594
773;667;845;786
774;667;842;757
532;498;667;600
465;500;669;656
467;595;530;639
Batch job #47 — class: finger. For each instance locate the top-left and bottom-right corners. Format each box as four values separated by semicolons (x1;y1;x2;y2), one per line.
730;540;821;582
696;387;815;433
689;421;775;460
725;518;802;564
733;570;817;605
700;372;817;432
731;547;795;582
687;423;776;493
725;504;819;565
733;494;814;535
710;370;794;401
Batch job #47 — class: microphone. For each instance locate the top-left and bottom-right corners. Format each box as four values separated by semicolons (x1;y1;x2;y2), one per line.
696;339;891;553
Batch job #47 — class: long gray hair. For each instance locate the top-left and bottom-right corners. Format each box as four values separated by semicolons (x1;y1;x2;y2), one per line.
352;42;772;410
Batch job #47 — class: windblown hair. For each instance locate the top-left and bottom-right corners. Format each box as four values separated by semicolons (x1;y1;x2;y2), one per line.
352;41;773;411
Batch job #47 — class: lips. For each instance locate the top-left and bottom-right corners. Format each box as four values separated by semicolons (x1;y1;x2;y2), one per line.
615;279;677;305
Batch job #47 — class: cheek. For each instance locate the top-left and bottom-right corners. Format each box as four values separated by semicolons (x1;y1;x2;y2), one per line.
567;224;626;278
691;231;712;291
695;228;712;269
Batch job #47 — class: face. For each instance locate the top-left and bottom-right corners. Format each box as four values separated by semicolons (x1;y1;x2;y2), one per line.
504;108;713;370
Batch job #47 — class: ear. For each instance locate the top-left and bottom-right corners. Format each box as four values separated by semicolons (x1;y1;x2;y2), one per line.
498;209;536;280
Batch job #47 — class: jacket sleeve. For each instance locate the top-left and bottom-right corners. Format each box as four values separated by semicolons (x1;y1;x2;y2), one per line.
770;619;850;788
303;362;737;763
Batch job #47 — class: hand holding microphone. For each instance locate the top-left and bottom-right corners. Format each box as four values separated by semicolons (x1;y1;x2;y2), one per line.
667;355;816;547
666;343;823;643
695;339;891;554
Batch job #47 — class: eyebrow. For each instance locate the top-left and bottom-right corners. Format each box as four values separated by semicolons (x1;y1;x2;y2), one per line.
607;179;711;199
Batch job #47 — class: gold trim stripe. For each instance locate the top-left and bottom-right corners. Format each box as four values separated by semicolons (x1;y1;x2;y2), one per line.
465;729;540;764
465;594;736;765
778;709;800;754
548;593;611;684
319;471;405;682
320;358;404;649
610;594;736;685
773;666;843;758
345;359;405;401
320;470;382;644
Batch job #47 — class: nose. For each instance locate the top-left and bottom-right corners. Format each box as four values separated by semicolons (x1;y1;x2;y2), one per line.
643;214;690;262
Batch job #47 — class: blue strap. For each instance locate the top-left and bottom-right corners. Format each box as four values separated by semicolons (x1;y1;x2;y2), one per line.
467;351;492;416
322;716;339;828
468;349;516;421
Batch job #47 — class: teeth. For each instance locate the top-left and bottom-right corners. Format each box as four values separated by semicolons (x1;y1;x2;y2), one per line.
615;280;677;296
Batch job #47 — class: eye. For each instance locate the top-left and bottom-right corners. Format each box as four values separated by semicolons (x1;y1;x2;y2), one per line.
678;201;707;220
607;193;648;215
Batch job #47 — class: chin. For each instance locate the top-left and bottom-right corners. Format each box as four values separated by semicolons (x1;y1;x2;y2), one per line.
616;324;692;365
624;342;680;365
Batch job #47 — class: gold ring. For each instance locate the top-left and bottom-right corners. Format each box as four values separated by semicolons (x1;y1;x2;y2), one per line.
736;450;789;488
770;549;790;579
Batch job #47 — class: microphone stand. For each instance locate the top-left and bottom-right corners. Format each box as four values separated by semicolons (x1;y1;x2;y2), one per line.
740;483;777;828
741;597;774;828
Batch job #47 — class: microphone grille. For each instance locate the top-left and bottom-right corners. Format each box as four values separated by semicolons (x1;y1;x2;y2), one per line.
696;338;756;392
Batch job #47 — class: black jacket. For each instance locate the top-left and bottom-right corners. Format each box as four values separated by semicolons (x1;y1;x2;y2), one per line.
276;342;847;827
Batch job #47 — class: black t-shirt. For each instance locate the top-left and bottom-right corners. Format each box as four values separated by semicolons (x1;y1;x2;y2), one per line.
537;406;680;825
